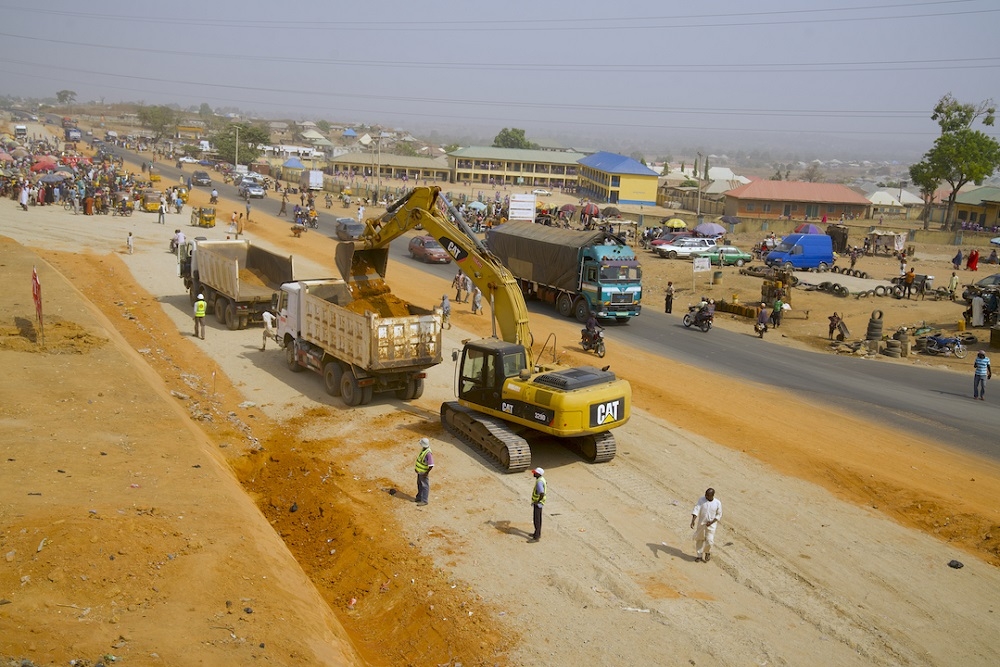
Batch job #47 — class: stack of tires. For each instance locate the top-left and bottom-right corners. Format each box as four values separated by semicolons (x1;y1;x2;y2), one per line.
893;329;910;357
884;338;902;358
866;309;884;341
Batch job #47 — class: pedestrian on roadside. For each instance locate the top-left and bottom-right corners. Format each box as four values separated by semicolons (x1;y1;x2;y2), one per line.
440;295;451;329
278;191;288;217
236;214;245;239
953;249;963;271
157;199;166;225
664;281;674;313
690;487;722;562
414;438;434;506
261;310;277;350
452;271;465;303
771;297;784;328
193;293;207;339
229;211;237;234
529;467;546;542
973;350;991;400
471;286;483;314
904;268;916;299
245;199;251;223
463;274;473;302
948;272;960;301
126;232;134;255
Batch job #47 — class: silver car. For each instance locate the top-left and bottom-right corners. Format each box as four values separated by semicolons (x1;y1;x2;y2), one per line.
654;237;718;259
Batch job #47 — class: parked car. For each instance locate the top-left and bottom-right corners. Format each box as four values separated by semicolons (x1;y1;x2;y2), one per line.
654;237;718;259
408;235;452;263
962;273;1000;303
178;156;199;163
238;181;266;199
693;245;753;267
650;231;692;248
191;171;212;186
334;218;366;241
532;189;552;196
764;233;834;271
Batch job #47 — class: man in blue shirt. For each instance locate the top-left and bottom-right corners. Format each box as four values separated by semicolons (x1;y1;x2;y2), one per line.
973;351;991;400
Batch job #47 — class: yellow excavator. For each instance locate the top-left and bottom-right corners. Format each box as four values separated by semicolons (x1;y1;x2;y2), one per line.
336;187;631;472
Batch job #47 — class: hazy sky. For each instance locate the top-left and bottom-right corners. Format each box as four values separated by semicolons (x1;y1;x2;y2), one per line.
1;0;997;158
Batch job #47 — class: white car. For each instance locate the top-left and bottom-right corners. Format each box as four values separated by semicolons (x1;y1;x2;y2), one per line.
178;156;199;163
531;189;552;196
654;237;718;259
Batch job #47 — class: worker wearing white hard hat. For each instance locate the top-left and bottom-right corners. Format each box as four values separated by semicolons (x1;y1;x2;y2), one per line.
529;468;546;542
193;292;207;339
414;437;434;506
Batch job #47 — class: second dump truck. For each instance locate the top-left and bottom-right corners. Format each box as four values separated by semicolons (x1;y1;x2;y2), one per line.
486;222;643;323
277;278;443;406
178;239;292;330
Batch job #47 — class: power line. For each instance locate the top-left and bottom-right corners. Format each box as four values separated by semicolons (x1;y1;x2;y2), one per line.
0;30;996;75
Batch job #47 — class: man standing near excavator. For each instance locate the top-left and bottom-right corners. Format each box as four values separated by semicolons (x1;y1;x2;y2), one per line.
529;468;546;542
414;438;434;506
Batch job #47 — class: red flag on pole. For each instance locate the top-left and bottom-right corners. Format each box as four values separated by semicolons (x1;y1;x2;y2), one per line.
32;265;44;346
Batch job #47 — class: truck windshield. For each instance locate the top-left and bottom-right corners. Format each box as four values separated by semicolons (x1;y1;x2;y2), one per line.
600;264;641;282
775;241;795;252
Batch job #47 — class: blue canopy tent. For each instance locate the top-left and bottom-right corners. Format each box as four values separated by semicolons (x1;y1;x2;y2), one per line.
282;157;305;170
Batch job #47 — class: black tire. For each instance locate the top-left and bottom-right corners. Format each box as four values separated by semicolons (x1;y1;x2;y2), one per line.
891;286;904;298
837;286;849;297
557;293;573;318
831;283;842;294
239;315;249;330
225;302;239;331
874;286;886;297
871;310;884;320
286;344;303;372
667;250;678;259
323;362;342;396
682;314;693;328
735;258;745;267
783;262;794;271
340;369;363;407
832;266;841;274
574;299;591;323
596;342;606;358
699;320;711;333
215;297;227;323
818;262;829;272
395;377;425;400
953;344;968;359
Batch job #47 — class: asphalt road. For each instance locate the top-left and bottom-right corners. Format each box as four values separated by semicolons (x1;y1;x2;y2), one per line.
128;148;1000;462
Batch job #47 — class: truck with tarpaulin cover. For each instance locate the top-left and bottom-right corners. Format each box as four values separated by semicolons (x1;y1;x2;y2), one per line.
277;278;443;406
486;222;642;323
178;239;293;331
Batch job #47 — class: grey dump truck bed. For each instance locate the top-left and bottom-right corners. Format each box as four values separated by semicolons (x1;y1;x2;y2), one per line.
193;241;292;302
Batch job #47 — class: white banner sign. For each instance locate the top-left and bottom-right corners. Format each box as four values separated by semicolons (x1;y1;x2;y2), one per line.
508;194;536;221
692;257;712;273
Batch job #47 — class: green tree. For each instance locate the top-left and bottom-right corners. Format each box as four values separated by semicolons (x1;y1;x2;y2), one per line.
56;90;76;106
770;168;784;181
315;120;331;134
692;157;699;179
908;160;939;230
198;103;213;118
702;156;710;181
137;105;180;143
393;143;419;157
910;94;1000;229
211;123;270;166
492;128;534;149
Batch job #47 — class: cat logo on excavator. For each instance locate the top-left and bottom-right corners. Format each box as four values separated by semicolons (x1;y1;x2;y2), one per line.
591;398;625;427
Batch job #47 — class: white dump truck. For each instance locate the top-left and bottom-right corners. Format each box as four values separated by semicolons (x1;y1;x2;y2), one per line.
277;278;443;406
178;239;293;330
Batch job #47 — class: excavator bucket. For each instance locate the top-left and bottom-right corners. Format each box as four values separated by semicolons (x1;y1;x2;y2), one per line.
335;242;391;299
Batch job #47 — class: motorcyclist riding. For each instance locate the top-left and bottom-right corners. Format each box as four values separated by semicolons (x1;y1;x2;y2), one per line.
210;188;218;204
694;297;714;326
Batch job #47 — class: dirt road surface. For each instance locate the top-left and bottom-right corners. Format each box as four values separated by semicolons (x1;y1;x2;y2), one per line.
2;152;999;666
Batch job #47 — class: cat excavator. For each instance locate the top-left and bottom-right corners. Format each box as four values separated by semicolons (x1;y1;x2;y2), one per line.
335;187;630;472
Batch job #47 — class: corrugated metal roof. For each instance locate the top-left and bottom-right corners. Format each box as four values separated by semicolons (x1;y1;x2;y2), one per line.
954;185;1000;205
725;181;871;205
578;151;658;176
449;146;585;165
329;152;449;169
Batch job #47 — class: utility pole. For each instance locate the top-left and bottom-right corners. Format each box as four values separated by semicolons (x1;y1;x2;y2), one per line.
696;151;704;224
234;125;240;171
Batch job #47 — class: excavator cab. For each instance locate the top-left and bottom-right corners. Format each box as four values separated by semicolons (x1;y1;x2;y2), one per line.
457;340;528;413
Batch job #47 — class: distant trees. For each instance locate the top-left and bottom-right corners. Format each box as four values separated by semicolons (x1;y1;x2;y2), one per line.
315;120;331;134
802;164;823;182
493;128;535;149
137;105;179;143
770;165;791;180
56;90;76;106
198;103;213;118
909;94;1000;230
211;123;270;166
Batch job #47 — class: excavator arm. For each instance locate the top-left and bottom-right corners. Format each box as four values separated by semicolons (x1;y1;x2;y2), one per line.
336;187;534;364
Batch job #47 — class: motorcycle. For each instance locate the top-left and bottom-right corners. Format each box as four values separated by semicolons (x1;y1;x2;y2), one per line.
305;210;319;229
210;191;218;204
682;305;713;333
923;334;968;358
754;321;768;338
580;327;606;358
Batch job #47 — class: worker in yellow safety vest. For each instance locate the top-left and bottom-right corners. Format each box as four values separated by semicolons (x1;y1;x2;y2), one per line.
529;468;546;542
193;293;207;339
414;438;434;506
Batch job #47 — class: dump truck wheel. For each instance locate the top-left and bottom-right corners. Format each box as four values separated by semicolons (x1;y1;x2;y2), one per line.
225;303;239;331
340;369;363;407
215;297;228;323
574;298;591;323
286;345;303;372
557;293;573;318
323;362;342;396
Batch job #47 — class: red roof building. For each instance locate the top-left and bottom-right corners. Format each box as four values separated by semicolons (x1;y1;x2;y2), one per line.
724;181;870;221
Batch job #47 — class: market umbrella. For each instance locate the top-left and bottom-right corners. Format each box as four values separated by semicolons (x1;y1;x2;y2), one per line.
30;161;55;172
467;200;487;211
559;203;576;213
10;148;28;159
990;237;1000;247
719;215;742;225
0;152;11;162
602;206;621;218
694;222;726;236
54;168;74;177
663;218;687;229
793;223;823;234
581;203;600;217
38;173;70;184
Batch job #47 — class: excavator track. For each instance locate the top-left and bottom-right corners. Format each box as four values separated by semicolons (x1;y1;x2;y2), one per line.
441;402;532;473
567;431;617;463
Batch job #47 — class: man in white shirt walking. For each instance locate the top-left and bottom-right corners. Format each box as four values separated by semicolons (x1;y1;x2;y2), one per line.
261;310;277;351
690;487;722;562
